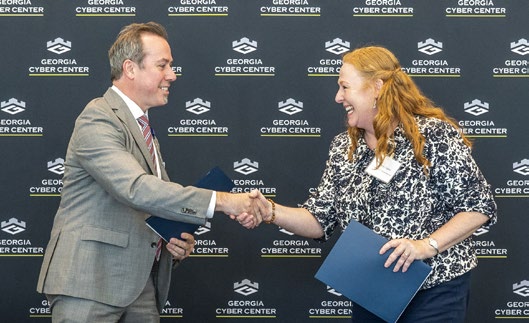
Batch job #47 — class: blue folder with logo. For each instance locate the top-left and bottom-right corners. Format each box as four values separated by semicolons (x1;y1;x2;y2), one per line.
315;220;432;323
146;166;235;242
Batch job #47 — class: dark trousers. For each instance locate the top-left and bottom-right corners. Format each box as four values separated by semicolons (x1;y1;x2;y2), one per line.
352;271;471;323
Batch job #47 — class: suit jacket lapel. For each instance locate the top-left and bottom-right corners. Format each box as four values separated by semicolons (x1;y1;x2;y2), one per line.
152;136;170;181
103;88;159;177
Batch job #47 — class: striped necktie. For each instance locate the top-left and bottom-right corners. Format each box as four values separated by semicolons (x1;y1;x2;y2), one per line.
137;114;157;175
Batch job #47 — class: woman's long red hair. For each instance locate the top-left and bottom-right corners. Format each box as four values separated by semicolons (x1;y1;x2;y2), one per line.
344;46;471;173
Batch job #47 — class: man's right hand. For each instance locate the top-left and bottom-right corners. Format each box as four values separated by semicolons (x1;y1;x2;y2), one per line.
216;189;262;228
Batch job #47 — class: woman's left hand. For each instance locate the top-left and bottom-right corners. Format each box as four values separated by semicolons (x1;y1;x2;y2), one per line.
379;238;430;272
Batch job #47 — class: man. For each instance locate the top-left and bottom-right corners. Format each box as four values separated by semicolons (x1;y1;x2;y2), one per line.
37;22;259;322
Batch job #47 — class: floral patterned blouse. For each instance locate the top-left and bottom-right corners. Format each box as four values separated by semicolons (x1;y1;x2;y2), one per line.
302;116;497;289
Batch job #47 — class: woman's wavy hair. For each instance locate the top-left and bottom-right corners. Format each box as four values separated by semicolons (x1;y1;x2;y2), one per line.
343;46;471;172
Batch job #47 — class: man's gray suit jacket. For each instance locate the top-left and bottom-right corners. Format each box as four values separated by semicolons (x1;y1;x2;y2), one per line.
37;88;212;311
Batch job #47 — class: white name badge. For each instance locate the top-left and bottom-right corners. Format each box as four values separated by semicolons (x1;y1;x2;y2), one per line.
365;156;401;183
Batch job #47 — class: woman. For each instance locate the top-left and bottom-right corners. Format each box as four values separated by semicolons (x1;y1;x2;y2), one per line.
253;46;497;322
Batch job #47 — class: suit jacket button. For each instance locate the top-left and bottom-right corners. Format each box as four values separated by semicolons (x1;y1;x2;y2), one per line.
151;242;157;248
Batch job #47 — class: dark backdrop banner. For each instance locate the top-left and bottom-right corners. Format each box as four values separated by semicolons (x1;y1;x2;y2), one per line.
1;1;528;322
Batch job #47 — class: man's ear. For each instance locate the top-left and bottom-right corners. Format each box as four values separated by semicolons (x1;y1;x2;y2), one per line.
122;59;135;79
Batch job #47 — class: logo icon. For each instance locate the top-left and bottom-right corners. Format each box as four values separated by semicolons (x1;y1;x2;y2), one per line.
326;285;342;297
47;37;72;55
513;159;529;176
278;98;304;116
232;37;258;55
48;158;65;175
418;38;443;55
325;38;350;55
473;226;489;236
513;280;529;297
1;98;26;115
464;99;489;116
195;222;211;235
1;218;26;235
186;98;211;115
234;158;259;175
234;279;259;296
511;39;529;56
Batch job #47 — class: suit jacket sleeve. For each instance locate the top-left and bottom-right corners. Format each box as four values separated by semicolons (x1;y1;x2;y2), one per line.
69;91;211;225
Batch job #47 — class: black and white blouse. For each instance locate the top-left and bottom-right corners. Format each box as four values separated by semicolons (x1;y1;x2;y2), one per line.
302;116;497;289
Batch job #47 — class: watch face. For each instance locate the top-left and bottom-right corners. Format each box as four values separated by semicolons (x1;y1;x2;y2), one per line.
428;238;439;254
429;238;438;248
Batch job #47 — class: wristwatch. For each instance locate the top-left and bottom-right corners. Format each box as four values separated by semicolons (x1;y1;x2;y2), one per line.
428;237;439;255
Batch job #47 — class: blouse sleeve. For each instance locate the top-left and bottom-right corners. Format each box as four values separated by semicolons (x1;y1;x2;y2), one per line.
301;133;348;241
425;120;497;226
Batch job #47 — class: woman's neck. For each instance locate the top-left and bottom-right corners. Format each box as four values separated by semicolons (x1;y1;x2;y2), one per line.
363;120;399;150
363;130;377;150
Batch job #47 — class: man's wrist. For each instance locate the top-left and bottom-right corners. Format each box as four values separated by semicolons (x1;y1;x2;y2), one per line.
214;191;227;212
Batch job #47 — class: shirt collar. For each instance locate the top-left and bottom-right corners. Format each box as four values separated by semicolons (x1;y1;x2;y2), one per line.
111;85;147;120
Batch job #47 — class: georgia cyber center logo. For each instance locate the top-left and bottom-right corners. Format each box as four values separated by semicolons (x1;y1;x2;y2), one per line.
472;225;507;259
493;280;529;319
29;158;64;197
494;159;529;198
0;97;44;137
260;231;322;258
402;38;461;77
0;217;44;256
214;37;275;76
231;158;276;197
192;222;231;258
492;38;529;77
167;98;229;137
307;38;349;76
260;98;321;137
445;0;506;18
28;36;89;77
75;0;137;17
168;0;229;17
308;285;353;320
353;0;414;17
0;1;45;16
459;98;508;138
260;0;321;17
215;279;277;319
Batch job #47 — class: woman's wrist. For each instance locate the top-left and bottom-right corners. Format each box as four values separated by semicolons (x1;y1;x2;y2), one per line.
422;237;439;257
264;198;276;224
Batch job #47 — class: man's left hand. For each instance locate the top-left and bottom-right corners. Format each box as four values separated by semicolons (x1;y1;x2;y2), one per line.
167;233;195;261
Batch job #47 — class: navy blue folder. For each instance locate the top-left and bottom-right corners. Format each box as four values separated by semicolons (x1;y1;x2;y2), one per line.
315;220;432;323
145;166;235;242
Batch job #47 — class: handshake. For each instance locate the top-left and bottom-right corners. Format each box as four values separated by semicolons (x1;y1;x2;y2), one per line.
169;190;273;262
215;189;271;229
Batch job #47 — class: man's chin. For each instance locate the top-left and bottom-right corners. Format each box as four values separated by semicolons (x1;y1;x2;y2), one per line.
157;97;169;106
